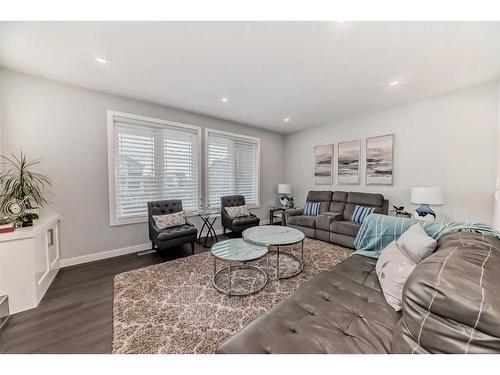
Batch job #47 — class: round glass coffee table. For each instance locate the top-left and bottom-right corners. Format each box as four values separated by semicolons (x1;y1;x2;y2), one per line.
211;239;269;296
242;226;305;279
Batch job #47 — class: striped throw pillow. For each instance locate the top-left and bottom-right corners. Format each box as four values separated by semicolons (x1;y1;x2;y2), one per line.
304;201;320;216
352;205;375;224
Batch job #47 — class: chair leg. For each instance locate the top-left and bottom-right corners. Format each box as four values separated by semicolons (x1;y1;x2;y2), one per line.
191;241;195;255
151;241;155;250
223;227;226;235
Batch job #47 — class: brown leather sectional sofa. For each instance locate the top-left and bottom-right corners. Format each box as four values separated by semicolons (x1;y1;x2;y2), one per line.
285;191;389;248
217;232;500;353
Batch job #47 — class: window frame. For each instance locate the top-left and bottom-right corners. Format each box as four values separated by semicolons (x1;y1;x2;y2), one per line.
204;127;261;211
107;110;202;226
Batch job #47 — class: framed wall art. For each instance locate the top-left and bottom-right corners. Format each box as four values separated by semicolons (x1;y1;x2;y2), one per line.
313;144;333;185
337;139;360;185
366;134;394;185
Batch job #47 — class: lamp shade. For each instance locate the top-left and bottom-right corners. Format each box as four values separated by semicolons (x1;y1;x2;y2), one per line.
278;184;292;194
411;187;444;205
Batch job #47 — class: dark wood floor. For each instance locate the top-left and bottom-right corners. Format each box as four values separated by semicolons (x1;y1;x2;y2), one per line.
0;237;230;354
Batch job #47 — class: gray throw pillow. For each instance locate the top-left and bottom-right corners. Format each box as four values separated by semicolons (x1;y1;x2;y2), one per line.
396;223;437;264
376;241;416;311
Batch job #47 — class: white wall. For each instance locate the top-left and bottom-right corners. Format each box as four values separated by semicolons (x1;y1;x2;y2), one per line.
285;81;500;224
0;68;286;263
494;80;500;230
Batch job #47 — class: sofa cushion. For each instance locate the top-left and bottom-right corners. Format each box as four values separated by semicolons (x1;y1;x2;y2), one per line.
347;192;384;206
329;191;348;213
304;201;320;216
306;190;333;202
157;224;197;241
306;191;333;214
287;215;316;228
343;192;385;221
396;223;437;263
351;205;375;224
376;241;416;311
330;221;361;237
217;255;401;353
232;215;260;228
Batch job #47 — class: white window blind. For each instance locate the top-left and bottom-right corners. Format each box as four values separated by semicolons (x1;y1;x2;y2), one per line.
206;130;260;210
109;112;200;224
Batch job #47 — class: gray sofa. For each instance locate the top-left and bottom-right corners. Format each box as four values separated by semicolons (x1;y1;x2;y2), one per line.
217;232;500;353
285;190;388;248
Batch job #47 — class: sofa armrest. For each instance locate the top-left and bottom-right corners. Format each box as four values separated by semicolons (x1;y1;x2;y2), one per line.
284;208;303;226
284;208;303;217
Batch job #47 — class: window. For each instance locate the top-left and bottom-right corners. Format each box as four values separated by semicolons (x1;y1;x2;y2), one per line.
205;128;260;211
108;111;201;225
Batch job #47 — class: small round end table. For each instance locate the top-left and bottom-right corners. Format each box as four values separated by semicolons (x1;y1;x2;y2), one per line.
211;238;268;296
242;226;305;279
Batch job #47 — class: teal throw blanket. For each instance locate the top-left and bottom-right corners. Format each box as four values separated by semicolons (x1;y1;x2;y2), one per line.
353;214;500;259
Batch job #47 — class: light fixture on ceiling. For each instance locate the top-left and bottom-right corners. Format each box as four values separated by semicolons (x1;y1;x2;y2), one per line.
283;118;290;123
389;80;400;86
221;97;229;103
95;57;107;64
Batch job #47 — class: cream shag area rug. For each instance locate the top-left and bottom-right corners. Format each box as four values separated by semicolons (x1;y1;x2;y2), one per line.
113;238;353;354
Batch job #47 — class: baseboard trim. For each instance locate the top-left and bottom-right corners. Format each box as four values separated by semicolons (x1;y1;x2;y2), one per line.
60;242;151;268
60;219;272;268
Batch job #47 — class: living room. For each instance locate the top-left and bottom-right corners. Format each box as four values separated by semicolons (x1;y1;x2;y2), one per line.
1;1;500;373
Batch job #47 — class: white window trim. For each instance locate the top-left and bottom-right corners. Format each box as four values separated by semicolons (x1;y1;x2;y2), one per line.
107;110;202;226
204;128;261;211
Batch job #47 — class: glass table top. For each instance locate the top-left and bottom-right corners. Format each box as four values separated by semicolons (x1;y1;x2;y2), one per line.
242;226;305;246
210;239;268;262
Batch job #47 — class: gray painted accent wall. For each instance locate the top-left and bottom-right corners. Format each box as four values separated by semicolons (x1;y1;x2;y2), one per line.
285;81;499;225
0;68;286;261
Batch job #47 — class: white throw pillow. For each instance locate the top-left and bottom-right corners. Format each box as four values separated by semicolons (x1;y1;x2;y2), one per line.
225;205;250;218
397;223;437;264
153;211;186;229
376;241;416;311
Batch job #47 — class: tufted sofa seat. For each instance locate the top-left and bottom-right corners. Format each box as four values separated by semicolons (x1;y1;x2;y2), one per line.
217;255;400;353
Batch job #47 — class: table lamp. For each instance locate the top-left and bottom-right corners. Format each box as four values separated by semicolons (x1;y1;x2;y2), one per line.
278;184;292;208
411;187;444;218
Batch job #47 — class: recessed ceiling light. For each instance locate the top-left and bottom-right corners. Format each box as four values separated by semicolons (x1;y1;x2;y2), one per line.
389;80;400;86
221;97;229;103
95;57;107;64
283;118;290;123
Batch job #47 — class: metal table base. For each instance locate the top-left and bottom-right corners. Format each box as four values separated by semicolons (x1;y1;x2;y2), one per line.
268;239;304;279
213;257;268;296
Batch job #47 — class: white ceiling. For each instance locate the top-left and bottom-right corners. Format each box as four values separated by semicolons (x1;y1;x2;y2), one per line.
1;22;500;133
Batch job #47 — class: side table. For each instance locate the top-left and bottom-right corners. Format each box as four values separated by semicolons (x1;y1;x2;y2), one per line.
198;212;219;248
269;207;285;225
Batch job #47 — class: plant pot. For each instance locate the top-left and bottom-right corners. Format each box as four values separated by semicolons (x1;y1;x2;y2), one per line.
21;218;33;227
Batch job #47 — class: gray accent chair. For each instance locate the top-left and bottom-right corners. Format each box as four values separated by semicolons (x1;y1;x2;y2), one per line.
285;191;388;248
221;195;260;234
148;200;197;254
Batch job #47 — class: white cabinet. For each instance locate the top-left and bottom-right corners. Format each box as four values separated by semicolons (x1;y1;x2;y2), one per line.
0;215;61;314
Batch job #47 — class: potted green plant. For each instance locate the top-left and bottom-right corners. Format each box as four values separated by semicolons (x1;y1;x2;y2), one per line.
0;152;51;227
